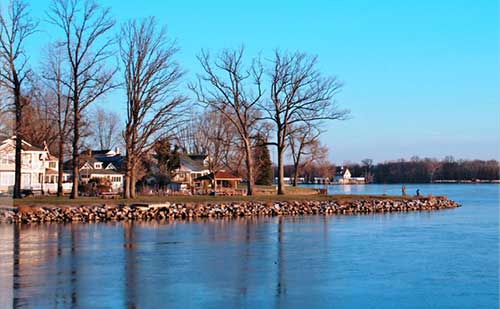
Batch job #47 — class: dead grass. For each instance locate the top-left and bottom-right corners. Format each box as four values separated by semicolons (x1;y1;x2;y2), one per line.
9;192;419;207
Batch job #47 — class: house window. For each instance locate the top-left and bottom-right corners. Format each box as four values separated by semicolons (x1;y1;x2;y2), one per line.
49;162;57;169
94;162;103;169
0;173;14;185
0;154;14;165
22;154;32;165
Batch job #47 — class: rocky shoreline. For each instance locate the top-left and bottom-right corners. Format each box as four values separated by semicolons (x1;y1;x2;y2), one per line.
0;196;461;224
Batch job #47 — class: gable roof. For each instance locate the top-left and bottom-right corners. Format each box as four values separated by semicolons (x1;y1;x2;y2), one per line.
195;171;241;181
178;154;207;172
83;169;123;175
336;166;349;176
0;137;45;152
65;151;125;171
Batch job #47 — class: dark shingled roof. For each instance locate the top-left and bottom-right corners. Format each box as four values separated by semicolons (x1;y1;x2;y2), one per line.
195;171;241;181
179;154;207;172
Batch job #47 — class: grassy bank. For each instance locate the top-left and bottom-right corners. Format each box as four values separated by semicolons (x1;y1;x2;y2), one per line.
0;193;424;208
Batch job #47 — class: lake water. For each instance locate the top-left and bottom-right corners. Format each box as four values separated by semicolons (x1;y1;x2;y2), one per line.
0;184;498;308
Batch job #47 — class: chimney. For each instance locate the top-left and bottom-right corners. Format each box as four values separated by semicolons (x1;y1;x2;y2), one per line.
115;147;120;155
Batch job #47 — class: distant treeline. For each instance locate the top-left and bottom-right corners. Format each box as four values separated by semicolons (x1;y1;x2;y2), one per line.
280;158;500;184
348;158;500;183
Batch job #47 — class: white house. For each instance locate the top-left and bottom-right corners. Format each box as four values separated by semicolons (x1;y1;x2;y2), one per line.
0;137;69;193
334;167;352;184
65;149;125;192
334;167;365;184
171;154;210;191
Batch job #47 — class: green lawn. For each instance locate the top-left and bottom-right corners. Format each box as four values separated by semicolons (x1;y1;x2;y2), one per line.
2;192;419;207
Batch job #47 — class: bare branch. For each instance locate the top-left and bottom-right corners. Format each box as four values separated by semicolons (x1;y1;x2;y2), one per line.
263;50;349;194
120;17;187;198
189;46;263;195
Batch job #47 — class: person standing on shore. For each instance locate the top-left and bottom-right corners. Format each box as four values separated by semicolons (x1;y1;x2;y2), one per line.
416;189;420;197
402;184;406;196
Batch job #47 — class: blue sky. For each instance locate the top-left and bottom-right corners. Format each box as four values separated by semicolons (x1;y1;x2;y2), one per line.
24;0;499;163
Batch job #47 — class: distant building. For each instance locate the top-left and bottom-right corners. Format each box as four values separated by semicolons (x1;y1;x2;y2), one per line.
64;148;125;192
274;177;306;184
0;137;67;193
334;167;365;184
334;167;351;184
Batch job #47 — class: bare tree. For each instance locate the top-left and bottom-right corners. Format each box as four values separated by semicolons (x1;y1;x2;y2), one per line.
190;47;263;195
20;85;59;149
41;44;72;196
48;0;117;198
288;124;321;187
262;51;349;194
0;0;37;198
90;107;121;150
0;111;11;140
361;158;374;183
175;109;237;174
120;17;187;198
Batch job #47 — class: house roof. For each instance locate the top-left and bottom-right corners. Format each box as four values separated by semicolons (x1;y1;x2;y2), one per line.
195;171;241;181
1;137;45;152
64;152;125;171
82;169;123;175
179;154;207;172
336;166;349;176
188;154;207;162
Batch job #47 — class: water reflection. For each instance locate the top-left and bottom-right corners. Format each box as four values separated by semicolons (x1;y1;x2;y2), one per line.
0;217;332;308
0;184;498;308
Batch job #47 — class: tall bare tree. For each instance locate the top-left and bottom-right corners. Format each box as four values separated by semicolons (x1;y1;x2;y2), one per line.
175;109;237;173
0;0;37;198
48;0;117;198
120;17;187;198
41;44;72;196
20;85;59;149
262;51;348;194
90;107;121;150
190;47;263;195
288;124;321;187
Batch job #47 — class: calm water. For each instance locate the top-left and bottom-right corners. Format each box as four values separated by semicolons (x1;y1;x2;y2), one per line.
0;184;498;308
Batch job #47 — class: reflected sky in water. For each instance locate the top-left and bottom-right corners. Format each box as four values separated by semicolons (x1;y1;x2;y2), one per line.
0;184;498;308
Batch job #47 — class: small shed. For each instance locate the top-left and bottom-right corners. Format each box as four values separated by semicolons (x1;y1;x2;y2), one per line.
195;171;242;194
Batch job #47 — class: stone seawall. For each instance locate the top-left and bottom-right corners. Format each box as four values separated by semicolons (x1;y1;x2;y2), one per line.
0;197;461;224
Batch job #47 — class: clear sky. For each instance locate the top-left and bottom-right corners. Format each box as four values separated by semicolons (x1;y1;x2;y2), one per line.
23;0;500;164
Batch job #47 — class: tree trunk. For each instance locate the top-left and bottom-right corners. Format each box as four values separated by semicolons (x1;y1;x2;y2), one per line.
277;146;285;195
124;174;130;199
71;109;80;199
13;86;22;199
244;139;254;196
293;163;299;187
57;137;64;196
130;167;136;198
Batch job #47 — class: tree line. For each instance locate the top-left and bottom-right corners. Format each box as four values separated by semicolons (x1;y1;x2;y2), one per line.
278;157;499;184
0;0;348;199
345;157;500;183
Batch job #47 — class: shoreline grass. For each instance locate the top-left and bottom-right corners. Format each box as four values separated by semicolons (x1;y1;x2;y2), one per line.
0;193;429;208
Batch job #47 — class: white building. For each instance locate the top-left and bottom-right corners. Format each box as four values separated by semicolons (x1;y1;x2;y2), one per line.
334;167;365;184
0;137;69;193
171;154;210;190
334;167;351;184
65;149;125;192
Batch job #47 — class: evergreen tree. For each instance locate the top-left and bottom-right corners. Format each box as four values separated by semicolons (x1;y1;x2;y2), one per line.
253;134;274;186
153;138;180;186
